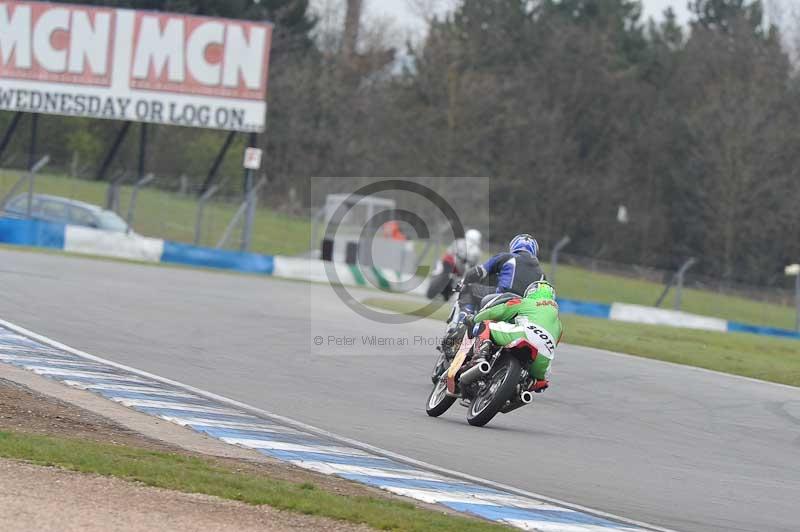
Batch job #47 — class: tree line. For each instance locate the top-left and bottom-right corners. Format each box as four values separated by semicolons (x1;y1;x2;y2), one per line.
1;0;798;287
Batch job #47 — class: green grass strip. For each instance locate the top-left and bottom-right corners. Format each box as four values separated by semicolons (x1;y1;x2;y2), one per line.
0;431;511;532
364;298;800;387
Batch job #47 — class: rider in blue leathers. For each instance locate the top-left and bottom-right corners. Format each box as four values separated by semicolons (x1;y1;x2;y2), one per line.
457;234;546;315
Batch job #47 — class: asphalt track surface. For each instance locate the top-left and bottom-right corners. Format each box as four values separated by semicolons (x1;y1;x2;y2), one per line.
1;248;798;532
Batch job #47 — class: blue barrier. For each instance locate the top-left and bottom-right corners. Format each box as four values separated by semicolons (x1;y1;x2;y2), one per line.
557;298;611;319
161;241;274;275
0;217;65;249
727;321;800;340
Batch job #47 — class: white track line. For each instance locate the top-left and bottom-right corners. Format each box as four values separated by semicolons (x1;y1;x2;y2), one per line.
218;438;372;456
0;317;677;532
72;383;197;398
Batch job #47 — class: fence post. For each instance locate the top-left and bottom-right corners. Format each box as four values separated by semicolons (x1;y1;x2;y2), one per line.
786;264;800;332
126;173;155;227
194;183;220;245
549;235;571;286
23;155;50;218
240;132;259;252
795;273;799;332
241;185;257;252
105;171;127;212
674;257;697;311
217;177;266;250
1;155;49;209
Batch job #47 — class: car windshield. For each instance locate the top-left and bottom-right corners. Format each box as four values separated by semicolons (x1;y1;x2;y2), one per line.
95;211;129;232
5;195;33;214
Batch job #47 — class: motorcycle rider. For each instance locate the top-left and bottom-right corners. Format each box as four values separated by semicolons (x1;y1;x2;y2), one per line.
446;229;483;274
457;233;545;316
469;278;563;393
428;229;483;301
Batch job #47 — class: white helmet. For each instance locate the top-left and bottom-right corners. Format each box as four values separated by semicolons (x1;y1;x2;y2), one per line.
465;229;482;247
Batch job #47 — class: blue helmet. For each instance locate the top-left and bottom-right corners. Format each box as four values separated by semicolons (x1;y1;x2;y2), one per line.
509;234;539;256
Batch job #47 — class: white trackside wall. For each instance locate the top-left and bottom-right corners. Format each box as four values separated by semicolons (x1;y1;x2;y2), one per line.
64;226;164;263
609;303;728;332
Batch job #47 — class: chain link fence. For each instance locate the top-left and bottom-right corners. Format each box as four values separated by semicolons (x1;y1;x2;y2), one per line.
553;251;795;307
0;166;311;257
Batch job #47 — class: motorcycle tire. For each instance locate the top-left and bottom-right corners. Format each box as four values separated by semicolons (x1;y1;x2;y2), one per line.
430;351;448;383
426;264;454;299
426;377;456;417
466;354;521;427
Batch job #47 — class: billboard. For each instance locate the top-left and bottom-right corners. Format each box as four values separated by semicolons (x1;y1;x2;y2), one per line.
0;1;272;132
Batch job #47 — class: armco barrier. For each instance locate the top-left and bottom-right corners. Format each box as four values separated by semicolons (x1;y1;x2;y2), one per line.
0;217;65;249
0;216;797;341
556;298;611;319
162;241;274;274
727;321;800;340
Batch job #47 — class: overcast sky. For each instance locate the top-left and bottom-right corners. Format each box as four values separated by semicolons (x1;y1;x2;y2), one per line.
356;0;693;36
311;1;800;53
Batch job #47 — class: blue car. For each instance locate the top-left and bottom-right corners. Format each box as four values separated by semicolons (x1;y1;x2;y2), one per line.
1;194;131;233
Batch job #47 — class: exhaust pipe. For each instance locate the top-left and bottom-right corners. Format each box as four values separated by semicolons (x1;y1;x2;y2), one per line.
458;360;491;386
501;389;534;414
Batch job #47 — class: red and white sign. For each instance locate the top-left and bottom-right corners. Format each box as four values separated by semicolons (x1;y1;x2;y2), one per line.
0;1;272;131
243;147;262;170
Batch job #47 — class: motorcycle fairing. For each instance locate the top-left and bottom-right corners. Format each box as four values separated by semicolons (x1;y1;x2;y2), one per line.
505;337;539;360
446;332;474;394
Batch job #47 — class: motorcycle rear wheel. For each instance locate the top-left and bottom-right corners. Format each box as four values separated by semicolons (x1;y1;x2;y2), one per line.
426;377;456;417
466;354;520;427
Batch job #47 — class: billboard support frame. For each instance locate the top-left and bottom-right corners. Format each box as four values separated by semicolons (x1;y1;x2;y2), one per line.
138;123;148;182
28;114;39;171
201;130;238;194
96;122;132;181
0;112;23;163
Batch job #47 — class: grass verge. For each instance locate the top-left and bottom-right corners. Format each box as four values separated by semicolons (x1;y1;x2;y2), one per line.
364;298;800;387
0;430;510;532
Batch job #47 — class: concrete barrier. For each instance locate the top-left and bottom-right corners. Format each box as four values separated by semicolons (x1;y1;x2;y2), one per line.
610;303;728;332
64;226;164;262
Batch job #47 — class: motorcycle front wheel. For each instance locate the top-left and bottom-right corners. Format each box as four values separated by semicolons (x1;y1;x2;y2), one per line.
430;351;448;383
466;354;520;427
426;377;456;417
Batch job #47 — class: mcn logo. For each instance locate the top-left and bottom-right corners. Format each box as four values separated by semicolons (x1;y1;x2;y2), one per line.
0;2;271;100
131;13;269;100
0;3;114;86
